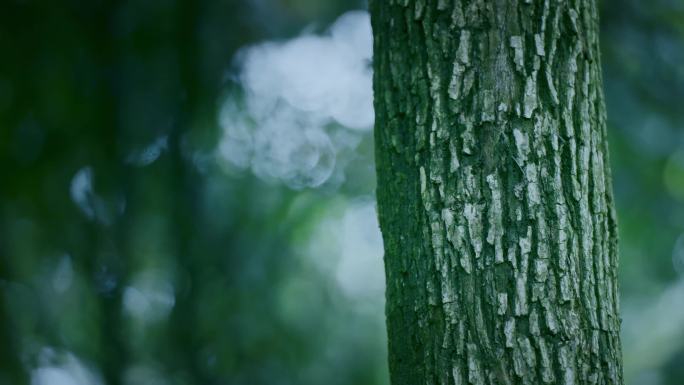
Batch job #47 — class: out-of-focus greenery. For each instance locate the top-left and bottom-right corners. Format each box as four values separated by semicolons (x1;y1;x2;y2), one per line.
0;1;682;385
602;2;684;384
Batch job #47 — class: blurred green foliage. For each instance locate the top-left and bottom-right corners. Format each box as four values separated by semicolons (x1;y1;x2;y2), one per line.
0;1;683;385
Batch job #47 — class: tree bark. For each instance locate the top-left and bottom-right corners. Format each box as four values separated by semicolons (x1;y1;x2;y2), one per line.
370;1;622;384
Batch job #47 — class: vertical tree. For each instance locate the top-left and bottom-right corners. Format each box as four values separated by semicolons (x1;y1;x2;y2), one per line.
371;1;622;384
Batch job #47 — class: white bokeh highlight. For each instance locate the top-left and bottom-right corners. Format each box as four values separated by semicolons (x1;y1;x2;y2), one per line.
306;200;385;300
335;202;385;298
122;270;176;324
31;349;103;385
622;279;684;380
218;10;373;189
70;167;95;219
52;254;74;294
126;135;168;167
69;166;125;224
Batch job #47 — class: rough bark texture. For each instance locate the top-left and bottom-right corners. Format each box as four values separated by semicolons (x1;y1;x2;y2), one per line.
370;0;622;384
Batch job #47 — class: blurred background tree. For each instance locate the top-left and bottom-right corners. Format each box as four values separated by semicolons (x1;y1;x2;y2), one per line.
0;1;682;385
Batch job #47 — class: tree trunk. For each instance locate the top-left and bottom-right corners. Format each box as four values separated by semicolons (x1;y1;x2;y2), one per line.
370;1;622;384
